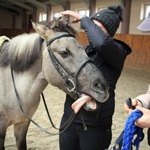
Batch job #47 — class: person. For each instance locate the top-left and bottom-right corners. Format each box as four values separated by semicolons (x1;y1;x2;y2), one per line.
59;5;132;150
124;85;150;146
137;12;150;31
124;11;150;128
124;85;150;128
124;12;150;146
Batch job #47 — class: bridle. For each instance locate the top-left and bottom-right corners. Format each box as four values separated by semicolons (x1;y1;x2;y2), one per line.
11;33;92;135
46;33;92;99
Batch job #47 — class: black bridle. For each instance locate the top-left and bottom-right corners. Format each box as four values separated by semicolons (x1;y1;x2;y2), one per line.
46;33;92;99
11;33;91;135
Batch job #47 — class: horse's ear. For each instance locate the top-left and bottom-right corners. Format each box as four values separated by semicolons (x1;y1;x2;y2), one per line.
32;22;53;40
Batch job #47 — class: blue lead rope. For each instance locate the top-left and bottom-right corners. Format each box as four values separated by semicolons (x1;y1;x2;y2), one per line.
112;98;144;150
122;110;143;150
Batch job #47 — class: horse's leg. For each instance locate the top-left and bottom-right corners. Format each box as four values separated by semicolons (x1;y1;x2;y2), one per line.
14;120;30;150
0;121;8;150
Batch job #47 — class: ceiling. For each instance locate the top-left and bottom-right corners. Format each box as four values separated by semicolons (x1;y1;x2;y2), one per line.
0;0;125;16
0;0;89;16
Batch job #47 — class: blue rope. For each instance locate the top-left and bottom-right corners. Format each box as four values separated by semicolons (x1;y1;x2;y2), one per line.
122;110;143;150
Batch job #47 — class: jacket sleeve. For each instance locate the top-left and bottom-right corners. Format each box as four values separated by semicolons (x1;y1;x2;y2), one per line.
136;85;150;109
80;16;131;71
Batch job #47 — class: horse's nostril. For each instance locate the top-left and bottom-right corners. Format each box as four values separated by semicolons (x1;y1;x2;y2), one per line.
93;83;104;93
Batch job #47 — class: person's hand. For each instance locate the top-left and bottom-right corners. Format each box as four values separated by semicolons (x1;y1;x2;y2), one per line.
60;10;82;23
135;106;150;128
124;99;139;114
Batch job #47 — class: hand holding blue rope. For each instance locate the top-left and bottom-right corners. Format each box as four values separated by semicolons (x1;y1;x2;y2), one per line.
112;98;144;150
122;110;143;150
122;100;144;150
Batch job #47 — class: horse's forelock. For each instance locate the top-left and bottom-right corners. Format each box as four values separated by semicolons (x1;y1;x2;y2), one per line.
46;16;77;35
0;33;43;72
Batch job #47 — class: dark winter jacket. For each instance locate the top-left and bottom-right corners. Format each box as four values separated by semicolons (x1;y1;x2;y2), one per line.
63;16;132;126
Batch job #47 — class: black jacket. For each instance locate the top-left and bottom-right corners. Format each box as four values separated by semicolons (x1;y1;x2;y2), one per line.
63;17;132;126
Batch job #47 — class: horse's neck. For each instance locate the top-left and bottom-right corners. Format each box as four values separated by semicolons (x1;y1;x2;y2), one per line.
15;56;48;99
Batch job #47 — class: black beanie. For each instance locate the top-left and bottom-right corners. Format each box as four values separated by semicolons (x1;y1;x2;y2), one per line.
90;5;123;37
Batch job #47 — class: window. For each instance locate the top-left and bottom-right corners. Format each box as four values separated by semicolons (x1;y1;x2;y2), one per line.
53;12;61;18
78;9;89;17
39;12;47;22
140;3;150;20
145;4;150;17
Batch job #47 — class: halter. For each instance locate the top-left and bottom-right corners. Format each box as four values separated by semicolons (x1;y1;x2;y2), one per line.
46;33;92;99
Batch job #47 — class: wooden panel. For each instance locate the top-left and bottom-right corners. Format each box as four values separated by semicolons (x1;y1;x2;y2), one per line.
120;34;132;47
114;34;121;40
76;32;89;46
142;36;150;51
124;51;135;67
132;35;143;50
0;29;26;38
130;35;142;67
135;49;146;68
120;34;133;66
142;36;150;71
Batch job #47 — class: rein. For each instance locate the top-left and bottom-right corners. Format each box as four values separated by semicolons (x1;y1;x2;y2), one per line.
41;93;76;131
10;66;75;135
10;33;92;135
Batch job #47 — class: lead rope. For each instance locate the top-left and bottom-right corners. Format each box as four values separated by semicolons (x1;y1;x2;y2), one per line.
109;98;144;150
122;110;143;150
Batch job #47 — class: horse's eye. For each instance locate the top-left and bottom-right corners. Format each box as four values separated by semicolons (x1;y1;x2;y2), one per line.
59;51;69;58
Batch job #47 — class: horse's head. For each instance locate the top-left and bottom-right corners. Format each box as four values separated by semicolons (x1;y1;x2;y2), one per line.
32;17;109;112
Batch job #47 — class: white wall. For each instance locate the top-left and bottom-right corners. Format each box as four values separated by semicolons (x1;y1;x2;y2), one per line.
70;1;87;30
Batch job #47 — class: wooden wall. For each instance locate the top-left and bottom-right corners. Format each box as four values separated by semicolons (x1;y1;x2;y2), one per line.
0;29;149;71
114;34;150;72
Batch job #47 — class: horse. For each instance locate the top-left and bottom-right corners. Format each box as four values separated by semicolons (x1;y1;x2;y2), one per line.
0;17;109;150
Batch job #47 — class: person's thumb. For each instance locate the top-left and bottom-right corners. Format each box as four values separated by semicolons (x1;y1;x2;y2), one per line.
136;106;144;113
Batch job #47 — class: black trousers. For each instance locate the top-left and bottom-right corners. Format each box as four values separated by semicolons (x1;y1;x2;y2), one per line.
59;116;112;150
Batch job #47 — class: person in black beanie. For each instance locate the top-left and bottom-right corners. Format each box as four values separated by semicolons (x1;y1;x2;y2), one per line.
59;5;132;150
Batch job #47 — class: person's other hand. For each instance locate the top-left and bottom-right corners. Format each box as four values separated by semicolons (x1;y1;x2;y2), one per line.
60;10;82;23
135;106;150;128
124;99;138;114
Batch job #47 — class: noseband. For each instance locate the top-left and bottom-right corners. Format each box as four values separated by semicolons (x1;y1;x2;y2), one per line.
46;34;92;99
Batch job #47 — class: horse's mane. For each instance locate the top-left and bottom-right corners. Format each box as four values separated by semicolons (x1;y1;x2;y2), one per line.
0;33;43;72
0;16;77;72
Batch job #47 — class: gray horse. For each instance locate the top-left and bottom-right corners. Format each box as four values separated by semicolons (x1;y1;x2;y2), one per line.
0;17;109;150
